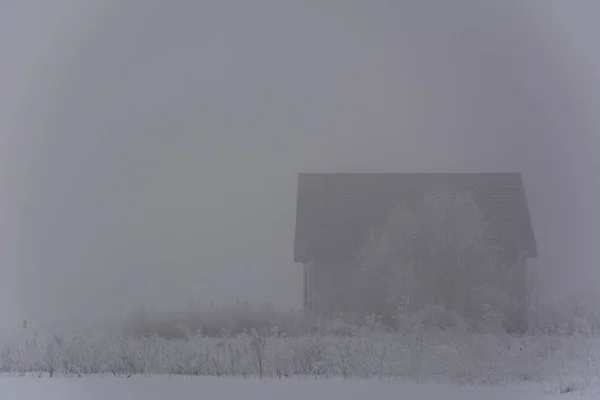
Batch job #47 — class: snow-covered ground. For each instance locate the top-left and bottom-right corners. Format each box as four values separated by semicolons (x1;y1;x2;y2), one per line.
4;329;600;382
0;375;595;400
3;319;600;397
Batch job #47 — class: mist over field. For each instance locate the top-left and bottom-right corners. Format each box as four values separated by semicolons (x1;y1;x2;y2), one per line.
0;0;598;331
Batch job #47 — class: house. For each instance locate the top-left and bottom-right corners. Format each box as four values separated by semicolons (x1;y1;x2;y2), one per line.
293;173;538;318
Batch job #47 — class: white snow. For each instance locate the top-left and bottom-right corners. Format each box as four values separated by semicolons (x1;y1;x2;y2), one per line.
0;375;594;400
3;321;600;398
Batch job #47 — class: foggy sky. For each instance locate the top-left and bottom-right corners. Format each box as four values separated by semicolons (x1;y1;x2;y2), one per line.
0;1;599;329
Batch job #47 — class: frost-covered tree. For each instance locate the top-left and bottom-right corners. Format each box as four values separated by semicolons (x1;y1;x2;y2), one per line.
359;187;524;330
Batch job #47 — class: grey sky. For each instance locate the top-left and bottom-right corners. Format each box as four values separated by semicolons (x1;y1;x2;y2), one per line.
0;1;598;328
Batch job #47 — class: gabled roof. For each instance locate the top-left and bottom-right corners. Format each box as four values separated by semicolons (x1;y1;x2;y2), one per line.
294;173;537;263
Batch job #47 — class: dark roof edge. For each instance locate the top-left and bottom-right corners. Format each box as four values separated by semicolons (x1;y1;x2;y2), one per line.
293;174;305;263
519;174;538;258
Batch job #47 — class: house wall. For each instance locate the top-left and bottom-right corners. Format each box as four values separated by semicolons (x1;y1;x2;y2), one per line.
302;261;313;309
303;259;363;314
304;257;533;333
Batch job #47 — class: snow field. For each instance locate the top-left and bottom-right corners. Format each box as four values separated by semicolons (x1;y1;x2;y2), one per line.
2;327;600;390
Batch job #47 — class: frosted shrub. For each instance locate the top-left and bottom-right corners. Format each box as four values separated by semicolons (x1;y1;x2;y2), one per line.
124;302;316;339
2;321;599;384
397;303;469;333
529;289;600;336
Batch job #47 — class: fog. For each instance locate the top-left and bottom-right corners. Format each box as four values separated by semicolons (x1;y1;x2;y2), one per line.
0;1;598;329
